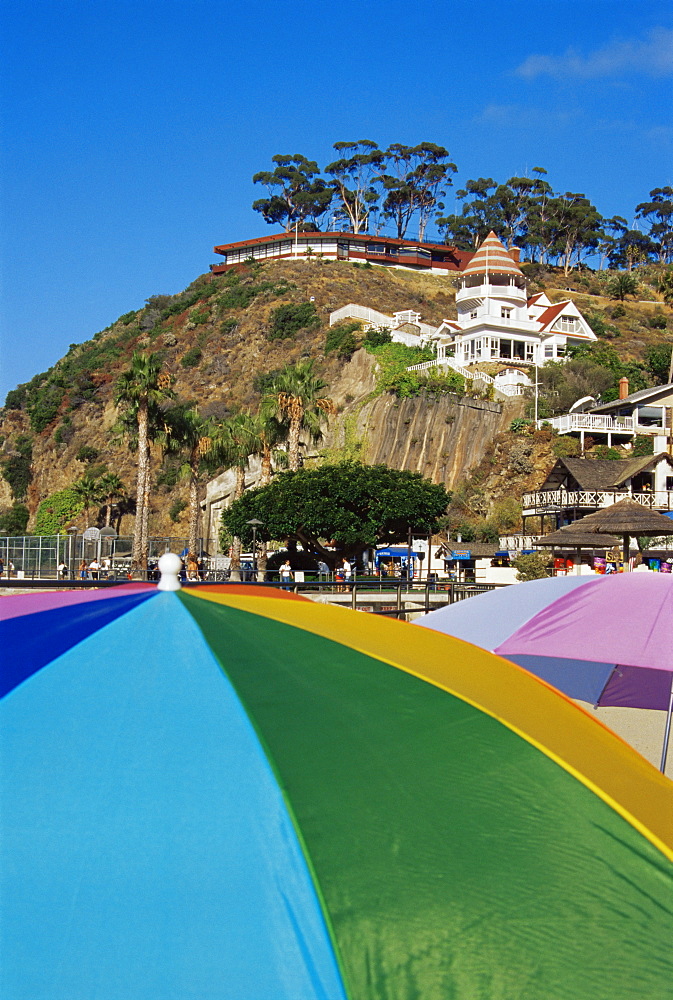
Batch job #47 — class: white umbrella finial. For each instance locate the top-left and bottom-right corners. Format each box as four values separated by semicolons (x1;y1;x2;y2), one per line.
157;552;182;591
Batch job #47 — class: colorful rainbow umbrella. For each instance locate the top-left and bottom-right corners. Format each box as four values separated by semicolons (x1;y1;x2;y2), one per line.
417;573;673;769
2;562;673;1000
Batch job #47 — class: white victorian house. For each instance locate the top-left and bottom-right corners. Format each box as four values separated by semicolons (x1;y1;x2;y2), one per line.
433;232;597;369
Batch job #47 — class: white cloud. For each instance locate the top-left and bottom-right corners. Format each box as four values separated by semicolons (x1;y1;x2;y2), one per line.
515;27;673;80
476;104;579;128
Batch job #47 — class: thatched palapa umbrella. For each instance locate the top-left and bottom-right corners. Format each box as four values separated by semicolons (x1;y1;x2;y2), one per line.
568;498;673;571
536;525;620;575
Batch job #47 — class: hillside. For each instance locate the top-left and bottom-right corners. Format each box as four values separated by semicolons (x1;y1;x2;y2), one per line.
1;256;671;540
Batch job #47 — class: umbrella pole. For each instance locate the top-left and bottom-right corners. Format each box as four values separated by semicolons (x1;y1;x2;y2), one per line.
660;676;673;774
623;532;630;572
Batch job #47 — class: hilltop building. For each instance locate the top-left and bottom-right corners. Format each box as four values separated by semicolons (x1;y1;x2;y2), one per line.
432;232;597;369
211;231;472;275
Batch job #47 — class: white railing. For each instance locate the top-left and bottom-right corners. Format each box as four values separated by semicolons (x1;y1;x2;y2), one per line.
540;414;636;434
329;303;437;339
404;359;526;397
406;359;474;378
497;384;526;396
522;490;673;512
499;535;543;551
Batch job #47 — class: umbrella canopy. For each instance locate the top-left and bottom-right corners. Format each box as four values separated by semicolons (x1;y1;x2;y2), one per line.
418;573;673;769
2;571;673;1000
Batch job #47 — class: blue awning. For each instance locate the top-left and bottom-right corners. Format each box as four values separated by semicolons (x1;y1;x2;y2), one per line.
375;548;422;558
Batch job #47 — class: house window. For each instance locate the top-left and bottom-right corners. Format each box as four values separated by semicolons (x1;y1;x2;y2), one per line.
501;307;512;319
667;476;673;490
545;345;554;358
490;339;499;357
470;310;478;320
555;316;578;333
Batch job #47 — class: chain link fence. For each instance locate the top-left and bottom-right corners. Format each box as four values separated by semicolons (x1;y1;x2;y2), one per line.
0;535;201;581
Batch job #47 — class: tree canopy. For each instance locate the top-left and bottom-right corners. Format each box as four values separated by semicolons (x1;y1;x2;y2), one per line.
221;462;451;568
251;145;671;269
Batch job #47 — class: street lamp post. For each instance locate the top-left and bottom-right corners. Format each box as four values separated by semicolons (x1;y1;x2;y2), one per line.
247;519;263;582
67;526;79;580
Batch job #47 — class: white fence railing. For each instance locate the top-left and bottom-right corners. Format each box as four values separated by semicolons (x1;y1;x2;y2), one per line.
522;490;673;512
329;303;437;339
405;359;524;397
541;414;636;434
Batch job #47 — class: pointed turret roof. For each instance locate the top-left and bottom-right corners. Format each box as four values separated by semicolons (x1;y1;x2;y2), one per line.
462;232;523;278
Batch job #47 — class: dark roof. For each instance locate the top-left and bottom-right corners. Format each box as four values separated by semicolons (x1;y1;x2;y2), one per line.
590;383;673;413
541;455;673;491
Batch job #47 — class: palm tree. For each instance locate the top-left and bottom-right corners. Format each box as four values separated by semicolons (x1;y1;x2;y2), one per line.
114;352;174;570
264;360;335;471
252;407;288;486
71;474;104;529
97;473;127;527
160;404;214;558
211;412;259;577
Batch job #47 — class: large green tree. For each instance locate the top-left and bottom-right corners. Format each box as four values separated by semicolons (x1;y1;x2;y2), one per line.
221;462;451;570
114;352;174;570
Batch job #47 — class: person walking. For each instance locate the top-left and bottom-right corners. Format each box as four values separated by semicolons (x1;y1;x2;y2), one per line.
279;559;293;590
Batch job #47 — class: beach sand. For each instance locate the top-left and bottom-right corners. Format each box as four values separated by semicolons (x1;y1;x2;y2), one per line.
581;702;672;778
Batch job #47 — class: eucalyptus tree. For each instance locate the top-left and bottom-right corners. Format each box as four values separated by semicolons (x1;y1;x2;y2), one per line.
252;154;333;232
437;177;500;248
636;187;673;263
552;193;603;275
114;352;174;570
325;140;385;233
264;360;335;472
376;143;456;240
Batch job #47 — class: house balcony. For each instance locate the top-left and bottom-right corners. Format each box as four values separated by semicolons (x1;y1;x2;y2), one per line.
539;414;636;438
521;489;673;519
457;281;527;310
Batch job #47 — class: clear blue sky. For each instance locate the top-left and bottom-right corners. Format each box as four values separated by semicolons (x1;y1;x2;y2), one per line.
1;0;671;402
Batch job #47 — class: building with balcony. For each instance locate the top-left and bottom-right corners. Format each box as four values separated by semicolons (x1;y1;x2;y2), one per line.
211;231;472;275
539;380;673;450
432;232;596;369
520;454;673;534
